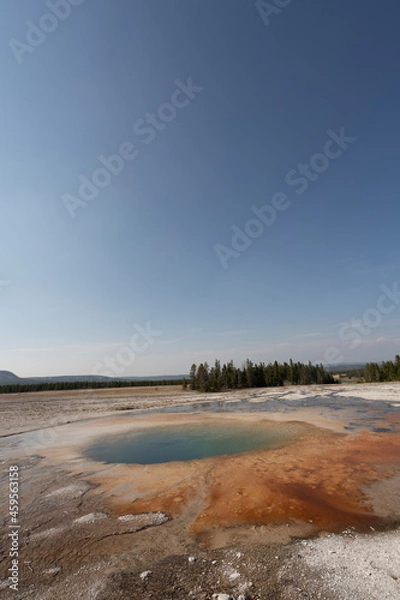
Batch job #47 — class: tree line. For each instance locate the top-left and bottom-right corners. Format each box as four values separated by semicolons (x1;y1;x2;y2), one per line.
186;358;337;392
3;354;398;395
0;379;183;394
363;355;400;383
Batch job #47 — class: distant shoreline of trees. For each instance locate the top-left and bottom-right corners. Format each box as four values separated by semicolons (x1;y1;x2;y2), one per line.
1;354;398;395
188;358;337;392
363;355;400;382
0;379;183;395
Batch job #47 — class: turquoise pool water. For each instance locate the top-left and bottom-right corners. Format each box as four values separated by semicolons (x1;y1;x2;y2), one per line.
84;421;294;464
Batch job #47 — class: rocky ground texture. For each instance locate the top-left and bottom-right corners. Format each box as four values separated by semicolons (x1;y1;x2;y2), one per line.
1;383;400;599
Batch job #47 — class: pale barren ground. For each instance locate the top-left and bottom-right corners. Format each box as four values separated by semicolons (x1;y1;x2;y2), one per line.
1;383;400;600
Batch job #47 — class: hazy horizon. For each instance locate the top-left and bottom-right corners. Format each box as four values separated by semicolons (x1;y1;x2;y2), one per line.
1;344;396;380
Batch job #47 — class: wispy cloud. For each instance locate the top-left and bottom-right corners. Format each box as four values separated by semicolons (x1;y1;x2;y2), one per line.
6;342;133;353
212;329;250;337
296;331;322;339
186;328;250;338
157;337;185;346
345;335;400;347
356;264;400;275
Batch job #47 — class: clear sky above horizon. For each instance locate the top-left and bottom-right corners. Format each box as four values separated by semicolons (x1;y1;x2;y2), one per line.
1;0;400;377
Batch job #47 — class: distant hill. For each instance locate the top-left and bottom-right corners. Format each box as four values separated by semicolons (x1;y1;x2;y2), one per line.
0;371;22;385
0;370;188;386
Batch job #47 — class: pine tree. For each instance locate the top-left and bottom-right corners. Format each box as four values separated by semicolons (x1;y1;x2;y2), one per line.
190;364;197;390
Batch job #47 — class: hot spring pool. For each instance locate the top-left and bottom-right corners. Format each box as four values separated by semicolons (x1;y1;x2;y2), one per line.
84;421;297;464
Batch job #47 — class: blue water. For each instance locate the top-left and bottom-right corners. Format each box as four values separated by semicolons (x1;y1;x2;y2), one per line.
84;421;294;464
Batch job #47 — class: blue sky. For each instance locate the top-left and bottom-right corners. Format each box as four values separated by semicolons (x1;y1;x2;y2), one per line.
1;0;399;377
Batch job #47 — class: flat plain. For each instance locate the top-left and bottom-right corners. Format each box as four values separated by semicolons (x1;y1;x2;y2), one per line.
1;383;400;600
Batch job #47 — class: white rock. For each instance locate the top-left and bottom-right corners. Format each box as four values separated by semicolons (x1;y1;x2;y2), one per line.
139;570;152;580
212;595;233;600
45;485;86;499
238;581;253;591
118;511;168;525
74;512;108;524
188;556;196;563
44;567;61;575
30;526;64;540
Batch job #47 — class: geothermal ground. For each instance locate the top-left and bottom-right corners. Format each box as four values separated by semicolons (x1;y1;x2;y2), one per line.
1;383;400;599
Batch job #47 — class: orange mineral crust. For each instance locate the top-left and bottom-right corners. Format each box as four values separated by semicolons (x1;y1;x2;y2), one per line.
86;420;400;537
189;430;400;534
